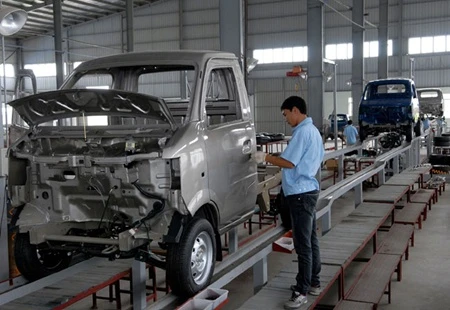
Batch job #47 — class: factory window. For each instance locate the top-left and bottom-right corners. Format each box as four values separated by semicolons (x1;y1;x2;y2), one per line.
325;40;392;60
24;63;67;77
363;40;393;58
326;43;353;60
0;64;15;77
408;35;450;54
253;46;308;64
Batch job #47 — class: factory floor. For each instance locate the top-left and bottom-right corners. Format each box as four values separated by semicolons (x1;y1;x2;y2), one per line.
61;172;450;309
67;177;449;310
221;179;450;310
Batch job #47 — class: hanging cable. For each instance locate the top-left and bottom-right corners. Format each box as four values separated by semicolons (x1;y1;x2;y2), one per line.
131;180;166;228
329;0;352;10
0;180;7;239
97;186;118;231
316;0;376;30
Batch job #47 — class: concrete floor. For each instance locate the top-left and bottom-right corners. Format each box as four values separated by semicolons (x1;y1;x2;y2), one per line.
221;182;450;310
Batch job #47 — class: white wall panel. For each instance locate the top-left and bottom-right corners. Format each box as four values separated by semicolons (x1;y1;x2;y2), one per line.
184;9;218;25
248;31;306;49
183;25;218;40
323;91;353;118
181;1;219;49
247;0;305;50
248;0;304;20
70;15;123;35
135;27;179;43
185;0;218;11
183;38;220;51
249;16;306;36
135;12;179;29
136;41;180;51
148;0;179;14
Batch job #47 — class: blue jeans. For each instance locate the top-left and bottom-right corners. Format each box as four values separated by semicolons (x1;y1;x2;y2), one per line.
286;190;321;295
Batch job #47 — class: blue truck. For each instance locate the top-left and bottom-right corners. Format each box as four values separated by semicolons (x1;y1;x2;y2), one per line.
358;78;421;143
328;113;349;140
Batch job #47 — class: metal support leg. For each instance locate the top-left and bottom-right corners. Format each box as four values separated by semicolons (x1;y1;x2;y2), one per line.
378;170;385;185
228;227;238;254
405;149;411;168
415;140;421;165
426;134;432;157
0;178;8;283
393;155;399;174
252;256;268;293
132;260;147;310
321;209;331;234
354;183;363;206
337;154;344;182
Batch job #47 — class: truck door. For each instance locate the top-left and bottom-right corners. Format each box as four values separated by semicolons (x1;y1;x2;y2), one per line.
201;61;257;223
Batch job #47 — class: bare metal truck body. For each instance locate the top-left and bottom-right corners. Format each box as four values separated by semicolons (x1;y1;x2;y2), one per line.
417;88;444;119
8;51;276;296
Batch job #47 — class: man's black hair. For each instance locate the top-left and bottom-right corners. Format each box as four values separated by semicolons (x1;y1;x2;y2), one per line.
347;120;353;125
281;96;307;114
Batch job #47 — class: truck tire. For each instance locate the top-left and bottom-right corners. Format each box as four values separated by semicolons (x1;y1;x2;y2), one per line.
14;233;72;281
166;217;216;297
429;154;450;166
433;136;450;147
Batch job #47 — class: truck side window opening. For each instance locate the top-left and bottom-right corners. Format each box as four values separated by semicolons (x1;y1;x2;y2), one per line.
138;68;196;125
205;68;242;126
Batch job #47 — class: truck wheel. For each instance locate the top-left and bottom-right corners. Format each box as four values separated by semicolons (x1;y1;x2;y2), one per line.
433;136;450;147
14;233;72;281
429;154;450;166
166;217;216;297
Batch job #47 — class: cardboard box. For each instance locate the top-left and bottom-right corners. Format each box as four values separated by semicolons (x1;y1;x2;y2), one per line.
325;159;338;170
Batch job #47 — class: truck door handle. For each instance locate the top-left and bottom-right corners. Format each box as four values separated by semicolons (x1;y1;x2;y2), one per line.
242;139;252;154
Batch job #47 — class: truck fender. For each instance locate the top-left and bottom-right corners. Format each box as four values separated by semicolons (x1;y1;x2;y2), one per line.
14;203;50;232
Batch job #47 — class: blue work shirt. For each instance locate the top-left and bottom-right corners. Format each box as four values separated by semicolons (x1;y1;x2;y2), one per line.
423;119;430;130
343;125;358;145
280;117;324;196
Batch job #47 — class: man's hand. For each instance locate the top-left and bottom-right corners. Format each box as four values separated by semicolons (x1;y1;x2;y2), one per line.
251;151;267;164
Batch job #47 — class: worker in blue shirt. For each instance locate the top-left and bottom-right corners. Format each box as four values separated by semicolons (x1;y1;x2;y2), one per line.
252;96;324;309
422;117;430;131
343;120;359;145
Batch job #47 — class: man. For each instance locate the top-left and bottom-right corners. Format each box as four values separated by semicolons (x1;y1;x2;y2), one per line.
343;120;359;146
422;117;430;131
252;96;324;309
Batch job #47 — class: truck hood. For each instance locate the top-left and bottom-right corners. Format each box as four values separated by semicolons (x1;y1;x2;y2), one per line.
8;89;178;129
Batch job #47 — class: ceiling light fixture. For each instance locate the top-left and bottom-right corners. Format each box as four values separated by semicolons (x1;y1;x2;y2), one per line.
0;5;28;36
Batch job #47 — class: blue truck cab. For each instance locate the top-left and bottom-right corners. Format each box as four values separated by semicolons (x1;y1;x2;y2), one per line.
358;78;421;142
328;113;349;139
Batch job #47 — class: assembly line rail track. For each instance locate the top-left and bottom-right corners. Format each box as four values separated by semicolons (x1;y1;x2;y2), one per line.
317;134;426;232
150;136;427;309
